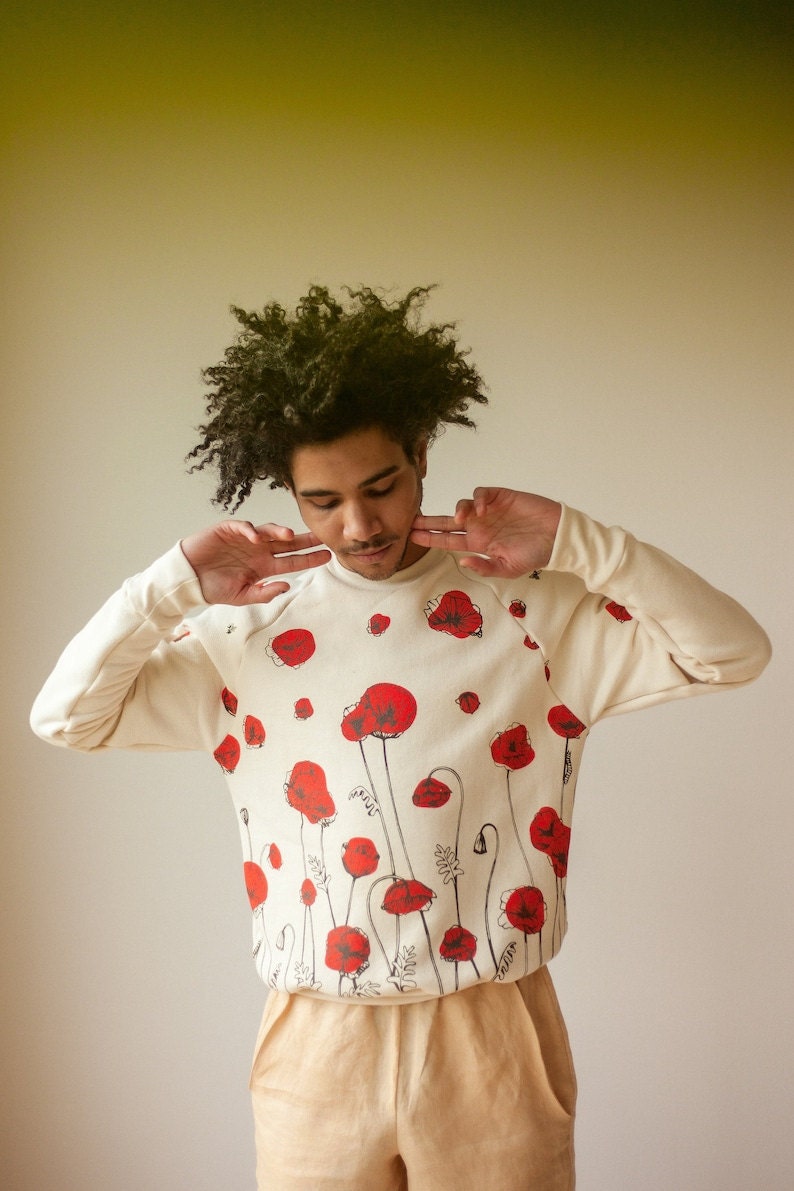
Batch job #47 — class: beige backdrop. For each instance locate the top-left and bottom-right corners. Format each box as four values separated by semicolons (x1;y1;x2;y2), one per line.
2;5;792;1189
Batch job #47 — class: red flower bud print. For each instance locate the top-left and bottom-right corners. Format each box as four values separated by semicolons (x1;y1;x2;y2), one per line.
456;691;480;714
341;683;417;742
267;843;282;869
439;925;478;963
294;698;314;720
268;627;316;667
300;878;317;906
221;687;238;715
367;613;391;636
412;776;452;808
285;760;336;825
490;724;535;771
509;600;527;619
214;734;241;774
243;860;268;910
523;634;539;650
325;924;371;975
500;885;546;935
342;837;380;878
244;715;266;748
547;705;586;740
605;601;633;622
530;807;571;879
425;590;483;639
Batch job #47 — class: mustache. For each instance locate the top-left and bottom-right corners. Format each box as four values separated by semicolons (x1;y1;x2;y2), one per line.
343;536;398;555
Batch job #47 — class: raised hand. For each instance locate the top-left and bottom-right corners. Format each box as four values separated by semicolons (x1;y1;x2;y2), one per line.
181;521;331;605
410;488;562;578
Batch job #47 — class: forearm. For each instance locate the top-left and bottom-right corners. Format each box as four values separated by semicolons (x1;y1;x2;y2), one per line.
549;504;772;689
30;544;212;752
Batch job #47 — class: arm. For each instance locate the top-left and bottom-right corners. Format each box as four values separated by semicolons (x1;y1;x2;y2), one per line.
412;489;771;719
30;522;331;752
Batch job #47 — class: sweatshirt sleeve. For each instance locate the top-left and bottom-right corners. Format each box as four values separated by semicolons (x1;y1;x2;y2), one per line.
540;504;772;724
30;543;225;753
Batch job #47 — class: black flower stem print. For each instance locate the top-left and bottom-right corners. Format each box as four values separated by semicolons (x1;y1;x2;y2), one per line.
357;740;397;877
380;737;415;879
427;765;465;921
473;822;500;978
506;771;535;885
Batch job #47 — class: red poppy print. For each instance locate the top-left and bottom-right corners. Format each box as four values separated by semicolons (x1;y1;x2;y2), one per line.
294;698;314;720
509;599;527;619
342;837;380;879
367;613;390;636
268;627;316;667
490;724;535;771
325;924;371;976
243;860;268;910
500;885;546;935
267;843;282;869
547;705;587;739
605;601;633;622
213;734;240;774
456;691;480;714
439;925;477;963
412;776;452;808
221;687;238;716
425;590;483;639
284;760;336;825
341;683;417;742
530;807;571;879
524;634;539;650
300;878;317;906
243;715;265;748
382;878;436;916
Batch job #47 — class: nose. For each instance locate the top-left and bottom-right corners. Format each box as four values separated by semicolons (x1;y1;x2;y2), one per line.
343;499;382;543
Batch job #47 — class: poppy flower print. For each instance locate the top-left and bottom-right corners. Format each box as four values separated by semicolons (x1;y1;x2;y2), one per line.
605;601;633;622
523;634;539;650
244;861;268;910
382;878;436;916
300;878;317;906
509;599;527;619
456;691;480;714
267;627;316;667
221;687;238;715
325;925;371;976
500;885;546;935
412;776;452;808
530;807;571;879
425;590;483;639
547;705;587;740
267;843;282;869
284;760;336;825
490;723;535;770
439;925;477;964
367;613;390;636
342;837;380;879
214;734;241;774
244;715;265;748
341;683;417;742
294;698;314;720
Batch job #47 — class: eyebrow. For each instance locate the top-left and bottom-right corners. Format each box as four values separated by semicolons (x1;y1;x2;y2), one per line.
298;464;401;499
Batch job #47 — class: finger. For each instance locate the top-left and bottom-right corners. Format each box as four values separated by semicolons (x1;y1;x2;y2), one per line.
270;547;332;573
411;514;463;533
409;528;468;552
454;498;475;526
268;532;324;555
251;522;297;541
241;580;292;604
457;554;504;577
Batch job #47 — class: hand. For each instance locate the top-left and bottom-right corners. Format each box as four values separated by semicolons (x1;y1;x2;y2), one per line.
181;521;331;605
410;488;562;578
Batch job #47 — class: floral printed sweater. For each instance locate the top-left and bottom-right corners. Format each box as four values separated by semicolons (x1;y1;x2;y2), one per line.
31;505;770;1002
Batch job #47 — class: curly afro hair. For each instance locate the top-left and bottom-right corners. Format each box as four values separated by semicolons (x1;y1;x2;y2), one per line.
187;285;488;510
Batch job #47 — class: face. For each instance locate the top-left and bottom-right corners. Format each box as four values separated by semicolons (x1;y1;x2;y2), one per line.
290;426;428;580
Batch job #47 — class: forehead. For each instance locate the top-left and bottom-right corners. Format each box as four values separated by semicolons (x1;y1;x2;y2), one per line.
290;427;409;493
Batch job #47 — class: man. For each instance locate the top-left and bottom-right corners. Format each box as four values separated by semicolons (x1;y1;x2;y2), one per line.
31;286;770;1190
